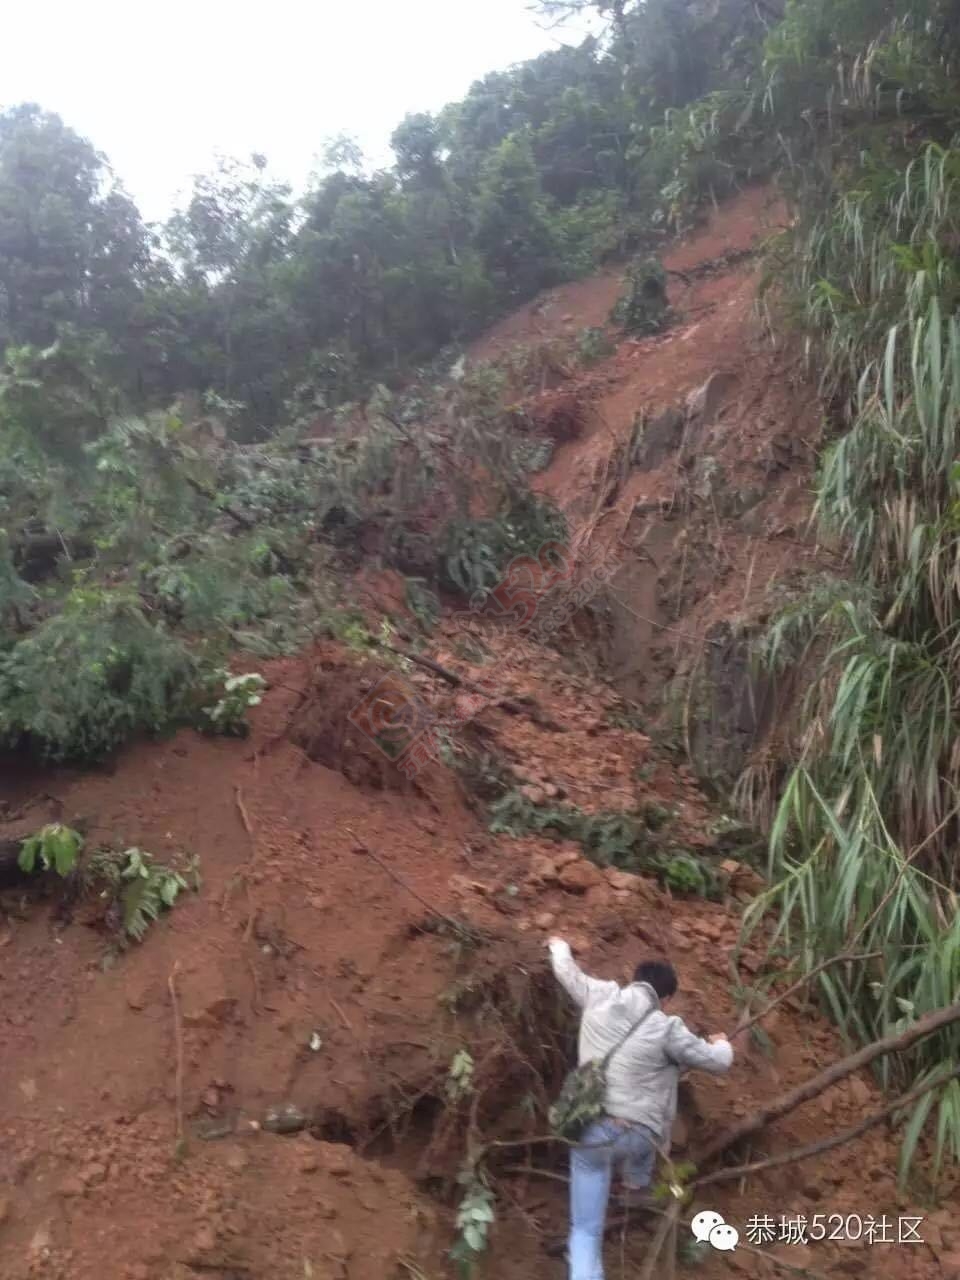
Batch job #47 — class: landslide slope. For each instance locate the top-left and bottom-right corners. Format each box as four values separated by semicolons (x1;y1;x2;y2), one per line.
0;189;952;1280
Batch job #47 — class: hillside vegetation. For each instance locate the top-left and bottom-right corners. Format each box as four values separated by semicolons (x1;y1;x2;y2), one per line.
2;0;960;1184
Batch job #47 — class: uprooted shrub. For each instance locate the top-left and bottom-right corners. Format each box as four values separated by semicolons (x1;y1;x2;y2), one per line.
439;492;567;597
611;255;671;335
17;824;197;945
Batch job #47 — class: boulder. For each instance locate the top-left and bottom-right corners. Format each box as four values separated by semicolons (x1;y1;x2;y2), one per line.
559;860;604;894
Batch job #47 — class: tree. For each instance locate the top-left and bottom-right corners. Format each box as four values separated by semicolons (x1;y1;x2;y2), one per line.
474;132;565;299
0;105;149;355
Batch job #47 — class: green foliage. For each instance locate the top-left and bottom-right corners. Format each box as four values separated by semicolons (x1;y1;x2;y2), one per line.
488;790;715;894
90;847;194;944
0;588;201;760
405;578;440;634
19;824;84;877
611;256;670;334
439;493;566;598
451;1166;496;1276
202;671;267;737
575;325;615;367
720;0;960;1181
445;1049;476;1103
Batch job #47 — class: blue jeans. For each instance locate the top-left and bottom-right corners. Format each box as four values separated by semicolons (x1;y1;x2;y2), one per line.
569;1117;658;1280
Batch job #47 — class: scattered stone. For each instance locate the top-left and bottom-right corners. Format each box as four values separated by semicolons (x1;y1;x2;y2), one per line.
527;854;559;884
448;874;489;896
559;860;604;894
317;1143;352;1179
848;1077;871;1108
124;977;154;1012
80;1162;107;1187
604;868;641;894
182;991;238;1030
191;1224;217;1255
533;912;556;931
542;783;560;799
520;784;546;805
553;845;582;870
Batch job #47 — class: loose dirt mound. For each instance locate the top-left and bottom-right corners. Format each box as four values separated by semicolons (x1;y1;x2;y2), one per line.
1;187;955;1280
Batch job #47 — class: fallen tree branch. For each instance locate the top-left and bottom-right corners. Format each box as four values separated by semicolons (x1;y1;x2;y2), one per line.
168;961;185;1150
695;1063;960;1190
382;642;564;730
699;998;960;1164
352;839;480;940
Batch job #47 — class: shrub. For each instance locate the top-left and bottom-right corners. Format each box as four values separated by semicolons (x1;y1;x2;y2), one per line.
0;588;202;760
611;256;671;335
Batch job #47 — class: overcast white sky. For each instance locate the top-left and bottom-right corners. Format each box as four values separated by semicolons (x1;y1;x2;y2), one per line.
1;0;594;222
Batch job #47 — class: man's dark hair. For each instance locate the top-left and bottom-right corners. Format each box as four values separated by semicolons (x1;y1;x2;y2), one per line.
633;959;678;1000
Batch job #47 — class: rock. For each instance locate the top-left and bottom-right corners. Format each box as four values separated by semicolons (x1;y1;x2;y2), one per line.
558;860;604;894
80;1162;107;1187
585;884;614;909
182;983;238;1029
542;783;560;799
520;784;546;805
317;1143;352;1179
553;845;582;869
533;912;556;930
527;854;559;884
848;1076;871;1107
124;977;154;1012
263;1103;308;1134
59;1177;85;1198
605;868;641;893
325;1228;353;1259
448;874;489;896
690;917;722;941
29;1223;52;1256
225;1148;248;1173
191;1224;217;1254
719;858;741;877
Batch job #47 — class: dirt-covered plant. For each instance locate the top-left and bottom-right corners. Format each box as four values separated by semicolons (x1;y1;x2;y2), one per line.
201;670;267;737
451;1164;496;1277
611;256;671;335
88;847;195;944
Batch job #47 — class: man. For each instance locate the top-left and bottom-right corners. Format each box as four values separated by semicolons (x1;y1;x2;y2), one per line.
548;937;734;1280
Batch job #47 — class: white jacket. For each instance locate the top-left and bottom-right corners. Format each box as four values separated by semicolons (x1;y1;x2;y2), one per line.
550;941;733;1140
